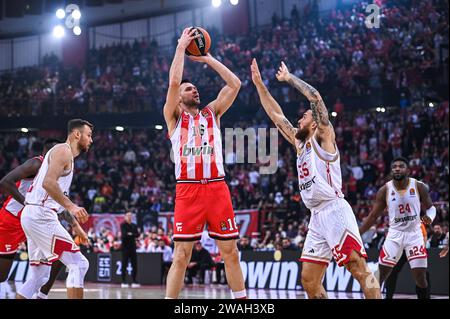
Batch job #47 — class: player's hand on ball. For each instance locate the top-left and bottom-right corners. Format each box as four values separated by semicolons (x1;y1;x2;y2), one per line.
69;205;89;224
251;58;263;85
188;53;212;63
421;215;432;225
177;28;201;50
276;61;291;82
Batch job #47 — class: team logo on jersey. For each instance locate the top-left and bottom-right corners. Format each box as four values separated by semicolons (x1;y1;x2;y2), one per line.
5;244;12;252
176;222;183;232
220;221;228;231
201;109;211;118
305;142;312;154
410;188;415;196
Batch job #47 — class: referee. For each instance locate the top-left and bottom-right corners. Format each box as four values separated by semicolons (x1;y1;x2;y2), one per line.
120;211;140;288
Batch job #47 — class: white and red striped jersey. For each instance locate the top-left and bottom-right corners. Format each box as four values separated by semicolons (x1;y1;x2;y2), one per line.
170;107;225;180
1;156;43;216
386;178;421;232
25;144;74;213
296;136;344;210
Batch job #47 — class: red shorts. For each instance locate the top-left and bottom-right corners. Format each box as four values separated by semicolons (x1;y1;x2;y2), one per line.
0;207;26;255
173;180;239;242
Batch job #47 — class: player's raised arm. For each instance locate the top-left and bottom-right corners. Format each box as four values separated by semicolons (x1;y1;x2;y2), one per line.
416;181;436;225
277;61;333;139
42;145;88;224
188;53;241;118
164;28;200;134
0;158;42;205
359;185;388;235
251;58;297;146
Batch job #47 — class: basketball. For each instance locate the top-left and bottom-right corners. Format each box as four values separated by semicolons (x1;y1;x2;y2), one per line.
185;27;211;56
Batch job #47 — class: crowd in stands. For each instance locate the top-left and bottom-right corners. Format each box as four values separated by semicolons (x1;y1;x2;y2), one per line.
0;0;448;119
1;102;448;255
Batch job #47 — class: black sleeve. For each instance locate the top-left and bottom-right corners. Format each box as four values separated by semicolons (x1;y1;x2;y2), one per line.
120;223;128;240
133;224;140;238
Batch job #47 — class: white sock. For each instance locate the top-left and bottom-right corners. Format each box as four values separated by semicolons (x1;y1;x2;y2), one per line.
36;291;48;299
232;290;247;299
165;297;175;299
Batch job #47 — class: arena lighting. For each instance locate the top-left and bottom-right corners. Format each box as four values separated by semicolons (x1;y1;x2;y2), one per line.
53;25;65;38
73;26;82;36
72;9;81;20
115;126;125;132
20;128;29;133
381;107;386;113
331;112;337;117
212;0;222;8
155;125;164;130
376;107;381;112
230;0;239;5
56;8;65;19
429;102;435;108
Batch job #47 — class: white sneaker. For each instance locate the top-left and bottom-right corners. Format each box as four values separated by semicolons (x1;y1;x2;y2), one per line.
131;283;141;288
121;283;129;288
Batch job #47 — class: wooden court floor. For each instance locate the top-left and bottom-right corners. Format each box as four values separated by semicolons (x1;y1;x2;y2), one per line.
1;281;448;299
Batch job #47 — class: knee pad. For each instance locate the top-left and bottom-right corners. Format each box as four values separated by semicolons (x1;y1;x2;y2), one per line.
60;252;89;288
17;264;51;299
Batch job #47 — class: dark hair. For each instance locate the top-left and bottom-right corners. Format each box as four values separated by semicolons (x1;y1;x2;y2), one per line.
392;157;409;166
181;79;192;85
67;119;94;134
31;141;44;154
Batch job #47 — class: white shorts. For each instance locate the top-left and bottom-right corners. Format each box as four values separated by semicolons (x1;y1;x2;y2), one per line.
379;228;427;269
300;198;367;267
21;205;79;265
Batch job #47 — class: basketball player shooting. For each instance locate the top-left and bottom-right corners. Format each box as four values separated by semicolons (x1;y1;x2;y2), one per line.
251;59;381;299
163;28;246;299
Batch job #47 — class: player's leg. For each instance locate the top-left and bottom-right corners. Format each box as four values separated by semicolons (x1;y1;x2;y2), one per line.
166;183;204;298
37;259;65;299
16;264;51;299
165;241;195;298
206;181;245;299
301;262;328;298
0;255;15;283
130;250;138;285
384;252;407;299
405;234;429;299
59;251;89;299
325;199;381;298
299;211;332;298
216;240;246;299
344;250;381;299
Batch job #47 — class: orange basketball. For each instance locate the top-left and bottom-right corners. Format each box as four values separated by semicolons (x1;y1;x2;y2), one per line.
186;27;211;56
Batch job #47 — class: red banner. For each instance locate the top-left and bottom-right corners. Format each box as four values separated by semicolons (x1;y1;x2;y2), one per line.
82;214;125;235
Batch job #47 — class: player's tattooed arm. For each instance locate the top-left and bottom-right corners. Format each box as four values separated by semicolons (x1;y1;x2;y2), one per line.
359;185;387;235
59;210;76;226
276;62;330;127
275;117;298;145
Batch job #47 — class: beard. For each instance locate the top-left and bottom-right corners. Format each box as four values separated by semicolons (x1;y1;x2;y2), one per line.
183;98;201;108
78;142;90;153
392;173;406;181
295;126;310;142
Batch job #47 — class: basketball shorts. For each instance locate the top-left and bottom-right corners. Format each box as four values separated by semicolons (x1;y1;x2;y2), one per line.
173;180;239;241
379;228;427;269
21;205;80;265
300;198;367;267
0;207;26;255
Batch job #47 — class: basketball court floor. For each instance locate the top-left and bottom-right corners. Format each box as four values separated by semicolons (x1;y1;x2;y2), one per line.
1;281;448;299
